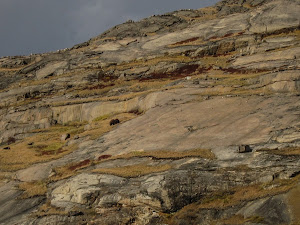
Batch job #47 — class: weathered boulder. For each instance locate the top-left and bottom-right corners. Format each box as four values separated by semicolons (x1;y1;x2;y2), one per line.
238;145;252;153
61;133;70;141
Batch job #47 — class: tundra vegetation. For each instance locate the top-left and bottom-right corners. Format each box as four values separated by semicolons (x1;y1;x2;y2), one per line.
0;0;299;224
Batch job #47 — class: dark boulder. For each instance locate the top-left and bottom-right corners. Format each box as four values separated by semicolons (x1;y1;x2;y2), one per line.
238;145;252;153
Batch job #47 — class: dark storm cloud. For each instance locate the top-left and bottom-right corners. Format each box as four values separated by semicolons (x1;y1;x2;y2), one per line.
0;0;219;57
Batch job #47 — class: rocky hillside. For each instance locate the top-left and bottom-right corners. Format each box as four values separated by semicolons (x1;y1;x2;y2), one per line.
0;0;299;224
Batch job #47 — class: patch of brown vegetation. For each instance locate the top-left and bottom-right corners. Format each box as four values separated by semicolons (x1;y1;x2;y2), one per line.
98;155;112;160
221;67;270;74
169;37;200;46
83;112;137;140
287;183;300;224
52;79;178;106
262;27;300;40
86;83;115;90
50;159;93;181
0;123;83;171
140;64;200;81
167;175;300;224
215;215;266;225
258;146;300;156
34;201;68;217
208;31;245;41
105;54;194;72
68;159;91;171
92;164;172;178
18;181;48;199
110;148;216;161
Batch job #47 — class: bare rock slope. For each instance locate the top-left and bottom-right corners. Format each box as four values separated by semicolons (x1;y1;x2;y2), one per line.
0;0;299;224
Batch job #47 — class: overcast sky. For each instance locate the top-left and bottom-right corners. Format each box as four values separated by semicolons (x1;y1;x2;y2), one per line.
0;0;220;57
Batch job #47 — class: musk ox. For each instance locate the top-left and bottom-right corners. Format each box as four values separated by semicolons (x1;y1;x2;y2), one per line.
109;119;120;126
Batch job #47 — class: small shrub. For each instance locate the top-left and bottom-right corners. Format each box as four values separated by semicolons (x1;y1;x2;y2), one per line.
68;159;91;171
98;155;112;161
128;108;144;115
7;137;16;145
171;37;200;46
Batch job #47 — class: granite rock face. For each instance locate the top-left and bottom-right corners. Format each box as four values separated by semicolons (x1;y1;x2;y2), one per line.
0;0;299;224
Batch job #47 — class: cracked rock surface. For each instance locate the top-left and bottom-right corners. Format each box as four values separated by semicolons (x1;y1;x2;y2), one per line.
0;0;299;224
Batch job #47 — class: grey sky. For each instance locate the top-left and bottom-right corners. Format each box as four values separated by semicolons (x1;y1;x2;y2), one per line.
0;0;220;57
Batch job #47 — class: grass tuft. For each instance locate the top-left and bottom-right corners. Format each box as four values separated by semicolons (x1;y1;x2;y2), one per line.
167;174;300;224
18;181;48;199
92;164;172;178
110;148;216;161
257;146;300;156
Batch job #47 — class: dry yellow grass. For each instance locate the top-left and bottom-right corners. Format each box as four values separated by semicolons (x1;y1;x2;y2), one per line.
200;55;232;68
168;175;300;224
18;181;48;199
93;113;113;122
34;201;68;217
168;37;207;48
52;81;183;107
287;183;300;224
0;67;22;72
263;29;300;41
214;71;268;86
258;146;300;156
92;164;172;178
215;215;265;225
0;171;13;184
0;124;83;171
0;112;138;172
11;70;76;88
104;54;195;72
0;142;78;172
51;148;215;181
84;112;137;140
193;85;271;98
50;159;93;182
111;148;216;161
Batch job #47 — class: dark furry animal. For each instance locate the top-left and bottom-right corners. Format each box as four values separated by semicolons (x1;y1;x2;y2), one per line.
110;119;120;126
